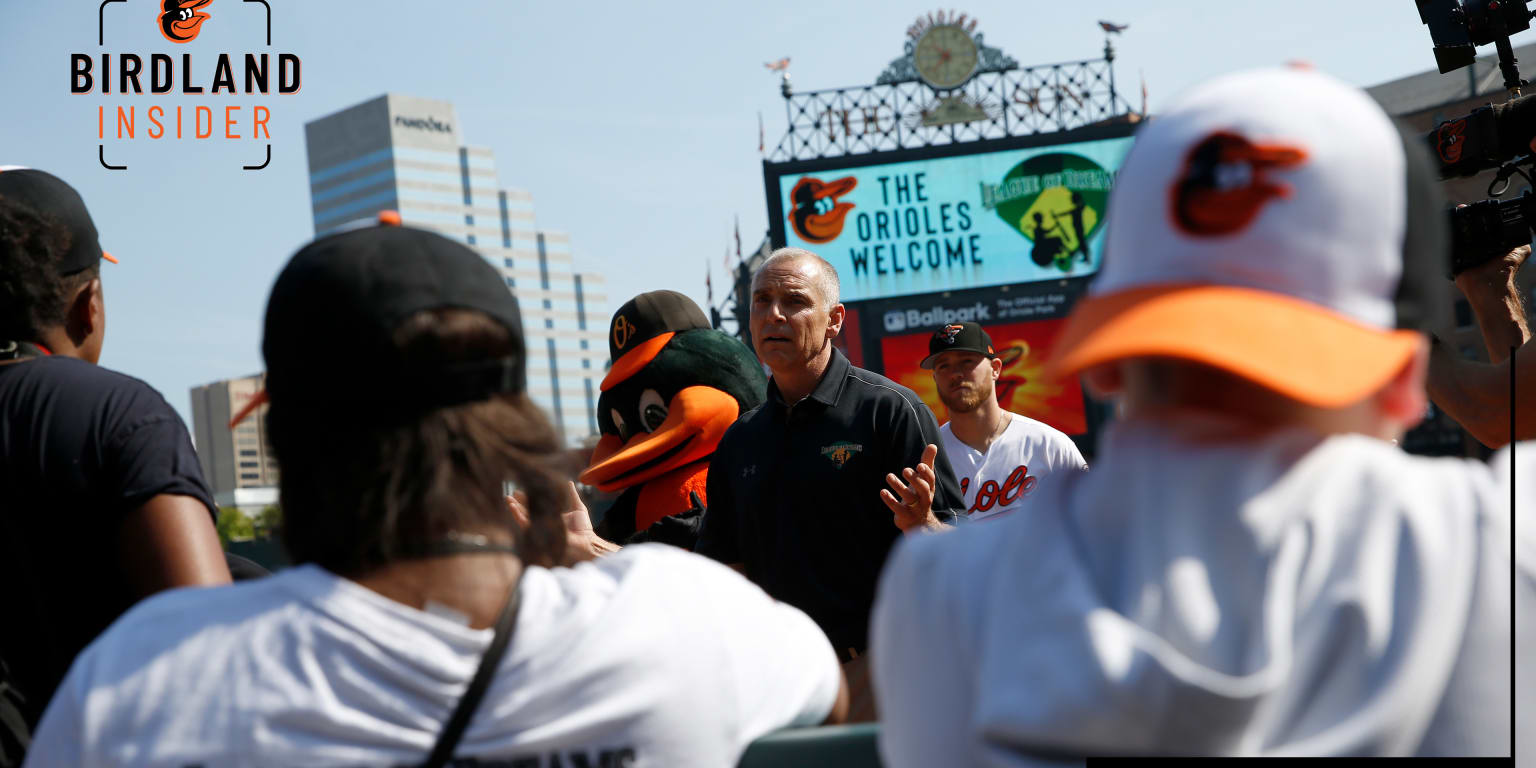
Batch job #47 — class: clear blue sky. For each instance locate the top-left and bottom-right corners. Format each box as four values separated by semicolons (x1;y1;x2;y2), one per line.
1;1;1528;428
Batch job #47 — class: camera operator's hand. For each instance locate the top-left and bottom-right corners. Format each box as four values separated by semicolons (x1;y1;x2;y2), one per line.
1453;243;1531;365
1428;240;1533;448
1455;242;1529;293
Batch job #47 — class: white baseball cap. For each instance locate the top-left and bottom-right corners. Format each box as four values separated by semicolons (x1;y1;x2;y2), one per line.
1047;66;1447;407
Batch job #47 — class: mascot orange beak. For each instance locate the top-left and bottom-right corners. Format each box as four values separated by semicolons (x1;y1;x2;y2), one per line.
579;386;739;493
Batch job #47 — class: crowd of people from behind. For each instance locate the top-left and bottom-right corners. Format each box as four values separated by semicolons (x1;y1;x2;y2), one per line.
0;65;1528;767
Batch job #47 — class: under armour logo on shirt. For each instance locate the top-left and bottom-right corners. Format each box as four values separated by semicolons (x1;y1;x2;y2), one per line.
741;465;758;479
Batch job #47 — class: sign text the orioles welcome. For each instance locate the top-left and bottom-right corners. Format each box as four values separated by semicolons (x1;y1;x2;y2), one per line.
71;53;300;140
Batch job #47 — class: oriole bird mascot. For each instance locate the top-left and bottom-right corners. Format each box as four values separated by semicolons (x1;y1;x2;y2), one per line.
579;290;765;548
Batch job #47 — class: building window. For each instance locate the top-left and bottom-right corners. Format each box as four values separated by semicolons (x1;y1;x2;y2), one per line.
458;148;476;241
580;339;588;350
1454;298;1473;329
547;338;564;435
584;377;597;435
575;274;587;331
537;233;550;290
499;190;512;249
240;473;261;481
545;318;553;329
504;257;514;269
239;461;259;469
239;449;258;457
582;358;590;369
542;298;552;310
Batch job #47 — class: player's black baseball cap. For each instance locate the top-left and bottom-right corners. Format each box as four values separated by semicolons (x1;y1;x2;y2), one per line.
0;167;118;272
601;289;710;390
920;321;997;369
258;214;525;420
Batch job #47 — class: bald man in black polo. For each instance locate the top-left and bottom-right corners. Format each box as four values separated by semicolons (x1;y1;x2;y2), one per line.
696;247;964;721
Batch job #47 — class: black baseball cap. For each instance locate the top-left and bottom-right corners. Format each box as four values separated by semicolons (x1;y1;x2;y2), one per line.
0;167;117;272
920;321;997;369
260;219;526;418
601;289;710;390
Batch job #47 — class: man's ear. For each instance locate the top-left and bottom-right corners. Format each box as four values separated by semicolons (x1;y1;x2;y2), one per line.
990;356;1003;380
66;277;103;343
826;302;846;339
1376;337;1430;430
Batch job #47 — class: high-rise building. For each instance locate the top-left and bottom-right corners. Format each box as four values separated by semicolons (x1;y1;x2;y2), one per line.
303;93;608;444
189;373;279;510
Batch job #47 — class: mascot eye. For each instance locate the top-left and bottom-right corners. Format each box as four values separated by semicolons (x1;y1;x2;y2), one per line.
610;408;630;440
638;389;668;433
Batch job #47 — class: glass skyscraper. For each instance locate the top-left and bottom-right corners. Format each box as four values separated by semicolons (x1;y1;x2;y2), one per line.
304;94;607;445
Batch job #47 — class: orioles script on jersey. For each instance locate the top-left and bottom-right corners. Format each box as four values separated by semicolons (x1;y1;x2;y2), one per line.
958;465;1037;515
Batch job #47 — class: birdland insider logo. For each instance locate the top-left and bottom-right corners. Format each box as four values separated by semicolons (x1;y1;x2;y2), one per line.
76;0;301;170
159;0;211;43
981;153;1112;273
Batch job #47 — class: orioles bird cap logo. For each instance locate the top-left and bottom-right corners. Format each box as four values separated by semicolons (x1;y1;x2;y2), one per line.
788;176;857;244
941;324;964;343
159;0;213;43
612;315;636;350
1172;131;1307;238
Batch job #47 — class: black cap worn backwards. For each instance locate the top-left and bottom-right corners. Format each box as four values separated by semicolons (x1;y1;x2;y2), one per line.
0;167;116;273
262;223;525;415
607;289;710;363
920;321;996;369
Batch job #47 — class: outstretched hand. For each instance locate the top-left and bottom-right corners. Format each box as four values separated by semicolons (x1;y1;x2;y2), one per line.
881;443;948;533
506;481;619;564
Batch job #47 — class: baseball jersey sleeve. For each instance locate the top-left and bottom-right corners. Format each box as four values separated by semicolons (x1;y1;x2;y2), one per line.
1052;432;1090;473
695;428;743;563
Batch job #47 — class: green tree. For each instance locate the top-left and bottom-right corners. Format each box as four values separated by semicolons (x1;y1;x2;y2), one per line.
216;507;255;546
255;505;283;539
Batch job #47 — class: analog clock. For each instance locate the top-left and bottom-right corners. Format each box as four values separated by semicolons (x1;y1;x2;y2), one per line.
913;25;979;90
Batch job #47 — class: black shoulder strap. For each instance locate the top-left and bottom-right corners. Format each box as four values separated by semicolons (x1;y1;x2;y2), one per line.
421;573;523;768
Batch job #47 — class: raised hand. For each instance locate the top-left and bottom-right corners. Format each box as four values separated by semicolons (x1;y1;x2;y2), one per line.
880;443;947;533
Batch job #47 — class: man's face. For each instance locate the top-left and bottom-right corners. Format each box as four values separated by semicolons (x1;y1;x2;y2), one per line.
750;259;839;376
932;350;999;413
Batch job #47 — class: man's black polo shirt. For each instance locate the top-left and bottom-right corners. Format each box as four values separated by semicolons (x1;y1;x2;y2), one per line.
696;347;963;654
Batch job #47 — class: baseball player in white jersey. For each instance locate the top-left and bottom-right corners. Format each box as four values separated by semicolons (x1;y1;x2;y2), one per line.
921;321;1087;521
872;66;1524;761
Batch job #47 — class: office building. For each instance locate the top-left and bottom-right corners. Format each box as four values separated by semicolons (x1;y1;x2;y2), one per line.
303;93;608;445
189;372;279;510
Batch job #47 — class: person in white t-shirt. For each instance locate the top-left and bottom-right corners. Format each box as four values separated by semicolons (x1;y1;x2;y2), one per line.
871;67;1520;762
922;321;1088;521
24;221;847;768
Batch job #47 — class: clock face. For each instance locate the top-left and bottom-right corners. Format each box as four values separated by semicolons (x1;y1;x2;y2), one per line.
913;25;979;90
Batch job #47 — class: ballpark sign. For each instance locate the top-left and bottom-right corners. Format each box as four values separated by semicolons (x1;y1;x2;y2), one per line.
777;134;1132;302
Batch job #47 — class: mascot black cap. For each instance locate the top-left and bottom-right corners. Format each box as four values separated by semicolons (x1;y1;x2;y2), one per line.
261;214;526;417
602;289;711;391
